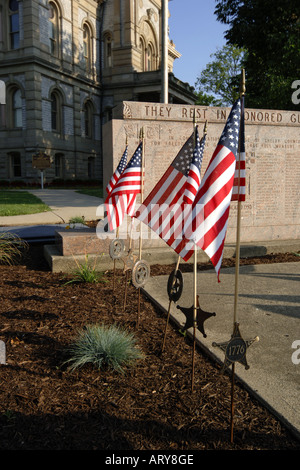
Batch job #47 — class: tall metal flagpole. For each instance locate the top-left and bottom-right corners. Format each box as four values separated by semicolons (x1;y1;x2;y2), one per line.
230;68;246;442
137;127;145;328
161;0;168;104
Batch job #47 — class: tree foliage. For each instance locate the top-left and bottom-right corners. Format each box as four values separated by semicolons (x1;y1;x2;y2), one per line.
214;0;300;110
195;44;246;106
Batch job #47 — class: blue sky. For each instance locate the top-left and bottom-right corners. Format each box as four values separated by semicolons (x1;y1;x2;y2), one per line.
168;1;227;88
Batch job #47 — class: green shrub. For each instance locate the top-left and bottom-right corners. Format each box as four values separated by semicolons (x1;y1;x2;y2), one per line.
64;324;144;373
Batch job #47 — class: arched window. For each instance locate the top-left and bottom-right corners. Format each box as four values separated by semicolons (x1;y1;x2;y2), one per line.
50;90;62;133
12;88;22;127
139;35;157;72
83;23;92;72
139;37;146;71
147;42;155;71
7;86;22;128
9;0;19;49
49;1;60;57
83;100;94;138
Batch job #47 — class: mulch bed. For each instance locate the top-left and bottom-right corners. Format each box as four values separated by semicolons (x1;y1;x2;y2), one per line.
0;243;299;451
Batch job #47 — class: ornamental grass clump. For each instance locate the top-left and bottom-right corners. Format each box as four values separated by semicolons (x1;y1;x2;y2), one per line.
64;255;104;284
0;232;28;265
64;324;144;373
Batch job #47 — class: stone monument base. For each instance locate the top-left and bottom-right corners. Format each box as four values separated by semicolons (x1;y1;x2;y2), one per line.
44;226;300;273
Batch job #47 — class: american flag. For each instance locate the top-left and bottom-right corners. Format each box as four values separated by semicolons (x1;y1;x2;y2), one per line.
106;145;128;195
134;127;205;248
105;142;143;231
231;95;245;201
183;126;205;204
174;98;243;281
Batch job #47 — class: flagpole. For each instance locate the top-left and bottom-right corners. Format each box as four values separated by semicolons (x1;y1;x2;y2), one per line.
113;226;120;291
231;68;246;443
191;115;199;392
161;255;181;352
137;127;145;328
123;218;134;311
112;136;128;292
138;128;145;261
233;69;245;325
191;241;197;392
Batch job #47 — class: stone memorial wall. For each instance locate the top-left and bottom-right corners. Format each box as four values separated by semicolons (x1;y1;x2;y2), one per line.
102;101;300;245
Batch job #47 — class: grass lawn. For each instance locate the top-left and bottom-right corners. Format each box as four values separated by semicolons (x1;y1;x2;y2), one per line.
0;191;51;216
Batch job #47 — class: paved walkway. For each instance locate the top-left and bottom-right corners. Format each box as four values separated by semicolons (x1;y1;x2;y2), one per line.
143;261;300;441
0;189;104;226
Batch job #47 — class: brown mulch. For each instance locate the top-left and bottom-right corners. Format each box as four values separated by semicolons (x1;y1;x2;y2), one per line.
0;243;299;451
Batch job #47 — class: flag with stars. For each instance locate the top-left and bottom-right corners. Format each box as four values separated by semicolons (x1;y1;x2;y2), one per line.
183;126;206;204
174;98;243;281
106;145;128;195
231;95;245;201
134;129;205;251
105;142;143;231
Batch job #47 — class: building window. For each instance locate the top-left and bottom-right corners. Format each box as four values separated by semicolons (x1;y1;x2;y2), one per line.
83;23;92;72
51;91;62;133
104;33;112;67
55;153;63;178
7;86;22;129
147;42;155;71
88;156;95;178
49;1;60;57
140;37;146;71
83;100;93;138
8;151;21;178
12;88;22;128
9;0;19;49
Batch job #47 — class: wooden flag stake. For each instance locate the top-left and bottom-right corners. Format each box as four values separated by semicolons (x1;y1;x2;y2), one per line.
123;218;135;311
113;137;128;292
230;68;246;443
191;118;199;392
112;226;120;292
161;255;181;352
137;127;145;329
191;241;197;392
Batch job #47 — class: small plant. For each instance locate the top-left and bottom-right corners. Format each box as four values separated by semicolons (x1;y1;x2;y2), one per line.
3;409;16;422
0;232;28;265
64;254;104;284
68;216;86;227
64;324;144;373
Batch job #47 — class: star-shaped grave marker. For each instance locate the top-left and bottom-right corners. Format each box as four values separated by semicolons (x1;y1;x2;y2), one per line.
177;295;216;338
212;322;259;373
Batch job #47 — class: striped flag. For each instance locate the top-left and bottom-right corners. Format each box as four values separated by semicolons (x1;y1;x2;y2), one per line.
231;95;245;201
174;98;243;281
134;127;205;249
183;126;205;204
106;145;128;195
105;142;142;231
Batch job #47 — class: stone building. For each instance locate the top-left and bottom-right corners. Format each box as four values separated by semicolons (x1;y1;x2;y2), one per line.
0;0;196;184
